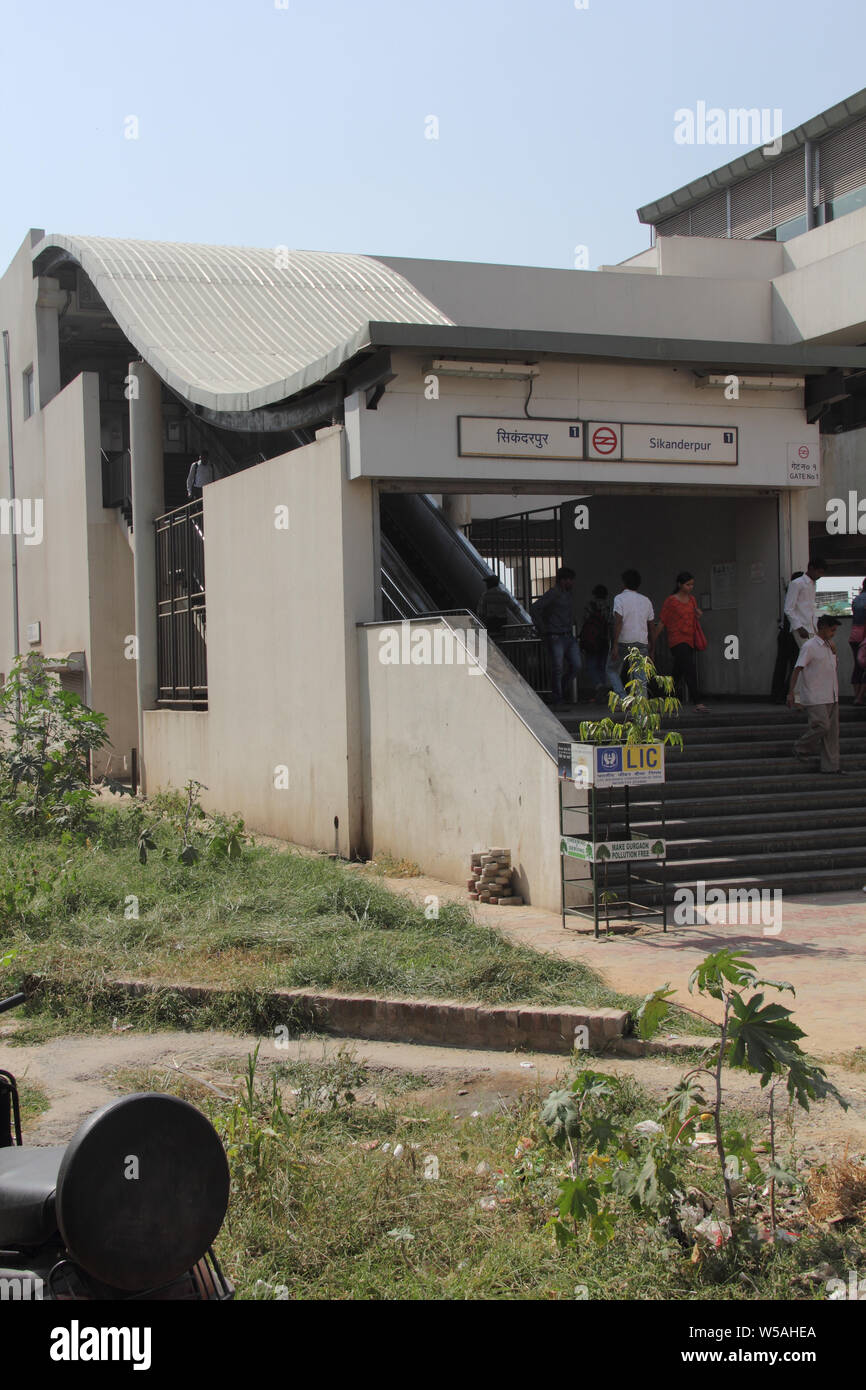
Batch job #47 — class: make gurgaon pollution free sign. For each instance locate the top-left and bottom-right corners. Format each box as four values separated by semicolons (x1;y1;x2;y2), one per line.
560;835;667;863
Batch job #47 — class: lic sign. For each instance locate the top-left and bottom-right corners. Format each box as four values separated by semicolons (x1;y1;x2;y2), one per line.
558;742;665;787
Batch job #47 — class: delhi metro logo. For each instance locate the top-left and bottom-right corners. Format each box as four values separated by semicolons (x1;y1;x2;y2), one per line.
592;426;618;455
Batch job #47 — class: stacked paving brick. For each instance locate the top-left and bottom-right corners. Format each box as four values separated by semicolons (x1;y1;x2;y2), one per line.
467;848;523;905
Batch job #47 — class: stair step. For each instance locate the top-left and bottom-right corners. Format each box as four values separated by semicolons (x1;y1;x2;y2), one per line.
609;808;866;839
666;755;866;779
657;826;866;857
629;771;866;798
600;842;865;878
623;866;866;907
668;736;866;761
610;787;866;817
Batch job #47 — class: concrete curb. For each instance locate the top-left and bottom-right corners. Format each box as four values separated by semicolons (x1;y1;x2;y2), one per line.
105;977;631;1055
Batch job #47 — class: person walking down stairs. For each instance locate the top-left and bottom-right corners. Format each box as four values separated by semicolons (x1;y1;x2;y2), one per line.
788;614;844;774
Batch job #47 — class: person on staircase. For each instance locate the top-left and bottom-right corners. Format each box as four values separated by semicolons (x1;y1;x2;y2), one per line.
531;567;580;710
610;569;655;693
579;584;625;701
186;450;215;501
653;571;709;711
771;571;803;703
850;577;866;707
788;614;843;773
475;574;511;642
784;557;828;650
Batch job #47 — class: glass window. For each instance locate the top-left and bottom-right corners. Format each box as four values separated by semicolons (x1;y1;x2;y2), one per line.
775;213;808;242
826;184;866;222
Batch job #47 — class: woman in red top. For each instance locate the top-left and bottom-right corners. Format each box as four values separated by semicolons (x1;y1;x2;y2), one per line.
654;571;709;711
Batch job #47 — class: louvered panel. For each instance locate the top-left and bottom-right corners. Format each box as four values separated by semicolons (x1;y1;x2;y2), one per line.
770;153;807;224
818;116;866;200
656;209;692;237
730;169;772;237
689;191;727;237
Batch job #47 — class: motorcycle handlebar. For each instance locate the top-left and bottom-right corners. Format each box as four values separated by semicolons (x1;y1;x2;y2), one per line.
0;993;26;1016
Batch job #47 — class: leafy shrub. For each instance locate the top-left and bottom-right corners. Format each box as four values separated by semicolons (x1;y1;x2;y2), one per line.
0;654;108;832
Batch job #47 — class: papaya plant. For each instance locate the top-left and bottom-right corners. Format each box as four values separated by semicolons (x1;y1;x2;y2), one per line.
538;949;847;1254
577;648;684;752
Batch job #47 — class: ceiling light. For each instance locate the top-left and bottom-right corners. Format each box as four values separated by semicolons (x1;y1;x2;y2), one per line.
429;359;540;380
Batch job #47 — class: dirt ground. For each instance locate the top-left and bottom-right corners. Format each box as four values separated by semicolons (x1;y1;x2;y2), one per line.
4;1024;866;1161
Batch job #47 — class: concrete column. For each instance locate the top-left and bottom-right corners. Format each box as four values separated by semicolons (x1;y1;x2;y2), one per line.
786;488;812;574
33;278;63;407
442;494;471;529
129;361;163;791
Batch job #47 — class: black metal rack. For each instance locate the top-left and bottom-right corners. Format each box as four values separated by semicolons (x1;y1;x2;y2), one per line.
559;776;667;939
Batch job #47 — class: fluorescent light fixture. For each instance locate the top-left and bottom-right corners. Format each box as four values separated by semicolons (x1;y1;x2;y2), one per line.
695;374;805;391
429;359;540;380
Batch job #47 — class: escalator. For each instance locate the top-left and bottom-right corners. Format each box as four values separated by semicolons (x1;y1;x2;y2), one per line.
379;493;531;622
379;493;550;693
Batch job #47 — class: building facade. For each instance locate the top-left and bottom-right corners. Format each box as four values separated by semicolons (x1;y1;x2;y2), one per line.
2;95;866;906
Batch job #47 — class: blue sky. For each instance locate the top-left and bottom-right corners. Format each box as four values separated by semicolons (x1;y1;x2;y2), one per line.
2;0;865;273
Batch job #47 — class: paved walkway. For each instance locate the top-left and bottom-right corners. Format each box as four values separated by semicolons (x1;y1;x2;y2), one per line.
376;872;866;1059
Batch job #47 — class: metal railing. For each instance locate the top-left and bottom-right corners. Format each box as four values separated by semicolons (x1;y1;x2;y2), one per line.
495;622;553;696
155;499;207;707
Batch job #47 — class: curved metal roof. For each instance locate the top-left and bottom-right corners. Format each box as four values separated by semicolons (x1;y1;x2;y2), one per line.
32;234;454;411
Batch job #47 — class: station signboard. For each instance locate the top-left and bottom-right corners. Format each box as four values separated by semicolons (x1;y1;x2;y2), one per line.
586;422;737;465
458;417;583;460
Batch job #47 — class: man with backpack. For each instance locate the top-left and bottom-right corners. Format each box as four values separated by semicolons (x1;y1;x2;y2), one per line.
579;584;625;701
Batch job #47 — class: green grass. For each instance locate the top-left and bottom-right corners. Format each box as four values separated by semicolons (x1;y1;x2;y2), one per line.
114;1051;864;1302
0;799;708;1038
15;1078;50;1127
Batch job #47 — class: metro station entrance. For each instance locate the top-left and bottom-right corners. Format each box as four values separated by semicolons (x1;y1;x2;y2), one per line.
380;485;785;701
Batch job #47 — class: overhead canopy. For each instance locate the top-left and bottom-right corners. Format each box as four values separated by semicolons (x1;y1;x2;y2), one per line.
31;234;454;412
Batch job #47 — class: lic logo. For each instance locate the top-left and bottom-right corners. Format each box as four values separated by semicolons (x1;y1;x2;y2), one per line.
599;749;621;772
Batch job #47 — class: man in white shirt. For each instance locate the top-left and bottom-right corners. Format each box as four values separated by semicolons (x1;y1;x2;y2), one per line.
784;557;827;648
611;569;655;689
787;615;842;773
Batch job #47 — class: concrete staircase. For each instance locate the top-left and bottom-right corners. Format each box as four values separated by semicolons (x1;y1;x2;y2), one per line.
559;705;866;905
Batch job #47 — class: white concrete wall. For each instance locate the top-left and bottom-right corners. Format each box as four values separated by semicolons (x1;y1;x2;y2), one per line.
0;233;138;773
144;428;377;855
814;430;866;523
347;354;817;492
375;255;773;342
657;236;785;281
359;616;576;911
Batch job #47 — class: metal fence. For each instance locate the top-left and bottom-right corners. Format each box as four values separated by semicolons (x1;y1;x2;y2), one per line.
155;500;207;707
495;622;553;696
464;505;563;612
